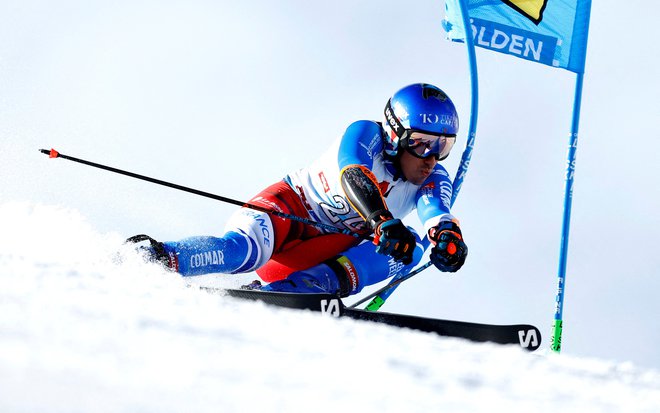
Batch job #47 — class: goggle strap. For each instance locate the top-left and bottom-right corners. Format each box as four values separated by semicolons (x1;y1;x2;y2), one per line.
384;99;408;140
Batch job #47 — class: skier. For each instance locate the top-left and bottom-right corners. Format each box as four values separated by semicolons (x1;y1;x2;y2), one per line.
133;83;468;297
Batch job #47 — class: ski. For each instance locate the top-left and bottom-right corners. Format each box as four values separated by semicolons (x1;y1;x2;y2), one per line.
342;308;541;351
199;286;338;312
199;286;542;351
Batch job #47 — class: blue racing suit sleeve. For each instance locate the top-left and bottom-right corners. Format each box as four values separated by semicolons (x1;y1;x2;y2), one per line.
337;120;385;169
415;166;455;233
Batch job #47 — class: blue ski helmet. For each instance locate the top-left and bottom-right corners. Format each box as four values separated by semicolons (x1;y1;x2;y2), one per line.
383;83;459;159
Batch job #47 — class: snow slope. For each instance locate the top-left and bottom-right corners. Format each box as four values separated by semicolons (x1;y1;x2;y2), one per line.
1;202;659;413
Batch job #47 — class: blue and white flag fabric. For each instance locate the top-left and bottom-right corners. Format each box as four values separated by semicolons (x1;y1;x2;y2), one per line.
443;0;591;73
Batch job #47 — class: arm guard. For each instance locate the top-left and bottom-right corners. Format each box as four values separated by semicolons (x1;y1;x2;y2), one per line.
340;165;391;229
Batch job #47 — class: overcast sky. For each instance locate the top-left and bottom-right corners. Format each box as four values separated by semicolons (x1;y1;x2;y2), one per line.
1;0;658;369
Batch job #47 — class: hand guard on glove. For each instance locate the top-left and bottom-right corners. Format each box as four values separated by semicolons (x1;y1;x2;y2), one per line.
370;210;416;265
125;234;178;270
428;221;467;272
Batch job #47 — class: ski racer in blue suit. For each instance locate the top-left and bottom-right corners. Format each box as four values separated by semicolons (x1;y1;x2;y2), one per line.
133;83;468;297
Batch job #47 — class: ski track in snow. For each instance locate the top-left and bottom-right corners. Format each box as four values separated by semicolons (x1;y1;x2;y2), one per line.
1;202;659;413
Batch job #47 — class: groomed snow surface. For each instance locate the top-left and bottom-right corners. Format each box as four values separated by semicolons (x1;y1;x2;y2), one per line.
1;202;659;413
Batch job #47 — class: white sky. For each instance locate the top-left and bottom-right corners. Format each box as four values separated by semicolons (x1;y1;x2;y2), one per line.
1;0;658;369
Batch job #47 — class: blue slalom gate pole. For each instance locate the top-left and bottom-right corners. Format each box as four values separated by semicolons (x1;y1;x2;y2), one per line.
551;70;586;353
450;0;479;206
551;0;592;354
362;0;479;311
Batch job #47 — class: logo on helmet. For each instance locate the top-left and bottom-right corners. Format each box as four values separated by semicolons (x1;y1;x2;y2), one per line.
421;113;439;124
420;113;458;129
440;114;458;127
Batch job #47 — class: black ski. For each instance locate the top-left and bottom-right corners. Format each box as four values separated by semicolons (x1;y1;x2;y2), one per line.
342;308;541;350
199;286;541;351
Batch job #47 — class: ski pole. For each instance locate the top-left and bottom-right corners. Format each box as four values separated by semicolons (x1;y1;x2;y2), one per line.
362;237;432;311
39;148;372;241
363;270;408;311
348;261;433;309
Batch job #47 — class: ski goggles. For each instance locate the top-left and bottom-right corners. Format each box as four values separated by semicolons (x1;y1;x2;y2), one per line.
402;131;456;160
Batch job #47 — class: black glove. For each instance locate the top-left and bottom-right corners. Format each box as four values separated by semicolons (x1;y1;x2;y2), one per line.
428;221;467;272
125;234;177;270
370;210;416;265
